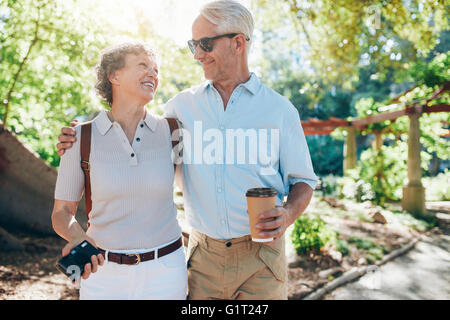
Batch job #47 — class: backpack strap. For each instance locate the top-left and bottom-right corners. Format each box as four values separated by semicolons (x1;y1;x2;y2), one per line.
80;122;92;228
165;118;182;167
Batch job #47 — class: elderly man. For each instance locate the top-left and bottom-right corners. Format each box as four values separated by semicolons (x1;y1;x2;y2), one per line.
57;0;318;300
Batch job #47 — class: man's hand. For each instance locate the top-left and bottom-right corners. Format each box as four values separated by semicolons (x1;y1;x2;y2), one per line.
254;182;314;245
255;206;291;245
57;120;78;156
61;236;104;282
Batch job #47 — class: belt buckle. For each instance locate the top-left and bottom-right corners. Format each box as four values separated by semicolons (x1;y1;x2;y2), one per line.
126;253;141;265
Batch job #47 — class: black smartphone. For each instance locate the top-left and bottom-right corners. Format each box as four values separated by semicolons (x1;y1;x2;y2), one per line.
56;240;100;281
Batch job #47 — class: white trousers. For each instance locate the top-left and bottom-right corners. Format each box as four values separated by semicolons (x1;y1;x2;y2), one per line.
79;243;187;300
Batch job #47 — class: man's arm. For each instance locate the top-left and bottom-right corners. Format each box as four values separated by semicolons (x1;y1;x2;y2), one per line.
255;182;313;245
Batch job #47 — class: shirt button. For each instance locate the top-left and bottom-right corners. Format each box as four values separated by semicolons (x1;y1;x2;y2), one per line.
131;153;135;158
140;124;144;128
217;188;222;193
219;126;225;130
136;137;141;142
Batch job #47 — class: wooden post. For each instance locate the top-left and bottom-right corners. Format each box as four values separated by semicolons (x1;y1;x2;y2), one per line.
402;110;426;215
373;131;382;151
344;127;357;174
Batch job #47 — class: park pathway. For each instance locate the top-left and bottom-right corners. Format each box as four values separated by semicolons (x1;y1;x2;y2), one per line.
324;233;450;300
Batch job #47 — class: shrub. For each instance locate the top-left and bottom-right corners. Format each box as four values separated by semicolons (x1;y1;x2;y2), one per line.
347;236;376;250
306;136;344;176
317;175;341;197
291;214;336;255
423;169;450;201
335;239;350;256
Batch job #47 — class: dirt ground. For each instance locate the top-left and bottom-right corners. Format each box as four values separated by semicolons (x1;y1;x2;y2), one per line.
0;233;78;300
286;215;424;299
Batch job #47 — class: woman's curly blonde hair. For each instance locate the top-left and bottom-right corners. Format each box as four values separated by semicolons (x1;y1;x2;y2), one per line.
95;42;157;107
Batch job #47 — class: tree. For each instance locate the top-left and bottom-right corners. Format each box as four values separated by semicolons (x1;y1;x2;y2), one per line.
0;0;112;166
255;0;449;86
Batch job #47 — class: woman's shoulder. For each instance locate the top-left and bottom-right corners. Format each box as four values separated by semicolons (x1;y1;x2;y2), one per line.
145;112;178;132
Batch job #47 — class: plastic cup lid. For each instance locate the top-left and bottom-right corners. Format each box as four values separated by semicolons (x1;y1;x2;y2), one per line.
245;187;277;197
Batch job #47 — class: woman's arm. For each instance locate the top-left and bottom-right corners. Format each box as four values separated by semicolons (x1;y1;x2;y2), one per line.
51;200;87;244
51;199;104;279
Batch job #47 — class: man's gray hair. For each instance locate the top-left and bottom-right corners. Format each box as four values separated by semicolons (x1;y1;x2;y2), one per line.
200;0;254;53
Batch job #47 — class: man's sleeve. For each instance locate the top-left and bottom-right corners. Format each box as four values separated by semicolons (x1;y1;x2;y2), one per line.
163;97;178;119
279;106;319;195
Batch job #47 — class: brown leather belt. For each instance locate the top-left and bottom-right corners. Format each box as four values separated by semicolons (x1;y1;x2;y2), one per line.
99;237;182;265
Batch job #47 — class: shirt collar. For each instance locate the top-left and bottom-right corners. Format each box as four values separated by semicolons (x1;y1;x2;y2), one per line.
94;110;113;136
204;72;260;95
94;109;156;136
240;72;259;95
142;110;157;132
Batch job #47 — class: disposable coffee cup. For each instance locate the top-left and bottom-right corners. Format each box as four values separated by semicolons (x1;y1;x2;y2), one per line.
246;187;277;242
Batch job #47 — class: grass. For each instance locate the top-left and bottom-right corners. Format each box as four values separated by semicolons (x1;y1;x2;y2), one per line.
347;236;376;250
388;210;435;232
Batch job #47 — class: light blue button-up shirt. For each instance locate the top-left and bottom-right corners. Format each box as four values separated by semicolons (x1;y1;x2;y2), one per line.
164;73;318;240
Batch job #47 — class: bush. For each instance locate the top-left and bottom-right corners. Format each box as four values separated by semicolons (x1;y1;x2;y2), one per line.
317;175;341;197
306;136;344;176
335;239;350;256
290;214;336;255
347;236;376;250
423;169;450;201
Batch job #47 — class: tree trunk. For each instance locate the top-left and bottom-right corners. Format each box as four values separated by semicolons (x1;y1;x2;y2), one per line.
0;124;87;234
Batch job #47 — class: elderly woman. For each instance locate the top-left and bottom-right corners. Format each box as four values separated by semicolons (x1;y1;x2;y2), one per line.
51;42;187;300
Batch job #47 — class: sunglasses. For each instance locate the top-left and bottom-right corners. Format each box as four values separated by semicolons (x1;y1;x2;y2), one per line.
188;33;250;54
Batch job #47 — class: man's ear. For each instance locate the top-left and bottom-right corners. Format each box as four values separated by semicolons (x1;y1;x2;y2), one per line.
233;35;247;56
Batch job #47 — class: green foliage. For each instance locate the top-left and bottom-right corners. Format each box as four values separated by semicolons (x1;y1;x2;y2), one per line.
390;209;434;231
409;52;450;87
0;0;111;166
317;175;341;197
307;136;344;176
255;0;449;85
290;214;336;255
347;236;389;263
422;170;450;201
335;239;350;256
347;236;376;250
0;0;203;167
338;58;450;205
337;139;440;204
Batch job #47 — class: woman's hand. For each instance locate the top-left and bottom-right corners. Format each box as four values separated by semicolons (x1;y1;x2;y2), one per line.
62;236;105;280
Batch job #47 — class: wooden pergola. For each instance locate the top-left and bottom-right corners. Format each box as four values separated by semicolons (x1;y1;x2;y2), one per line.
300;83;450;215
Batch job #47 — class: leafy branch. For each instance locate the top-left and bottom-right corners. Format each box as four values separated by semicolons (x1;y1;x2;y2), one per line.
2;5;42;126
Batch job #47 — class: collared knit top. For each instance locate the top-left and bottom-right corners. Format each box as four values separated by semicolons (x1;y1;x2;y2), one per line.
55;109;181;250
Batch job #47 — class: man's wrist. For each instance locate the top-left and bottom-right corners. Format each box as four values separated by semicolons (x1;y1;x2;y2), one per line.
283;204;296;227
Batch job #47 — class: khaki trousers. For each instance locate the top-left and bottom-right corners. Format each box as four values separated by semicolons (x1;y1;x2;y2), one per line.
186;229;287;300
